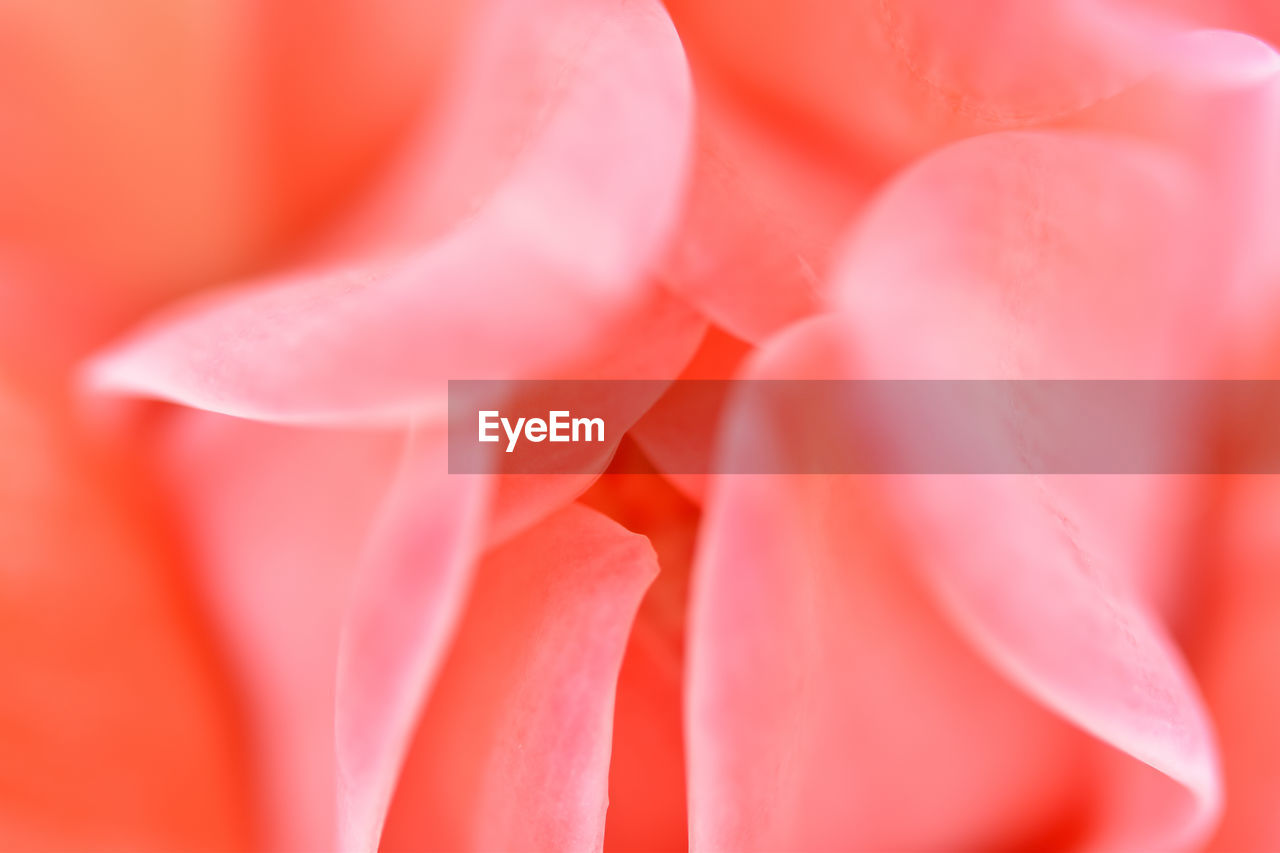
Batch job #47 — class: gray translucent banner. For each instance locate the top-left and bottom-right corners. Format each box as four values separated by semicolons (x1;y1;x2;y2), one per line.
447;380;1280;474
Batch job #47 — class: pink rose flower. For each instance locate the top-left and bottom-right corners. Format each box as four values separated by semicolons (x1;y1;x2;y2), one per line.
3;0;1280;850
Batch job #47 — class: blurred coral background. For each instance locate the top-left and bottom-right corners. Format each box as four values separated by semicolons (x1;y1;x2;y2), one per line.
3;0;1280;850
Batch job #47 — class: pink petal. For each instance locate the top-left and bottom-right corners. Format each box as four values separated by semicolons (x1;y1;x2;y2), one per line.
85;0;694;426
152;412;407;851
657;71;869;343
687;399;1089;849
334;432;488;852
666;0;1175;170
578;470;698;852
337;289;702;853
1126;0;1280;49
831;130;1221;379
827;121;1263;597
1068;29;1280;365
689;318;1222;849
817;128;1233;845
379;504;658;852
